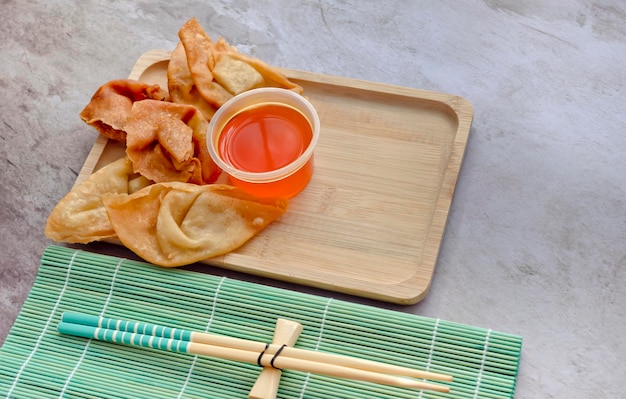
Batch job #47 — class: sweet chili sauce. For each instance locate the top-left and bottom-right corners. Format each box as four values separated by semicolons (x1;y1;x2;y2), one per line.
218;103;314;198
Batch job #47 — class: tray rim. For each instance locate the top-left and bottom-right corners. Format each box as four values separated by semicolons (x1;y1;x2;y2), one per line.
75;50;474;305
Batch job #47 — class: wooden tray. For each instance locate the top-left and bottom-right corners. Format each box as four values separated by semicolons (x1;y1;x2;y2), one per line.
76;50;473;304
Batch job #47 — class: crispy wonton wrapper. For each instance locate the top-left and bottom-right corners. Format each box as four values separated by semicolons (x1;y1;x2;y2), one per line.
213;37;304;95
124;99;220;185
45;157;151;243
79;79;169;143
167;42;218;121
175;18;303;109
102;182;288;267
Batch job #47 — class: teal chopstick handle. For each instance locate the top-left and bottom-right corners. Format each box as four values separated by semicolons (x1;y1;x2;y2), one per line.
62;312;101;327
58;321;97;340
61;312;193;342
58;322;191;353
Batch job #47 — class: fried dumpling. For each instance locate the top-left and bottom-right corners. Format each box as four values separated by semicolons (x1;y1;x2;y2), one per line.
102;182;288;267
124;99;221;185
213;37;303;95
44;157;150;243
178;18;234;108
176;18;303;108
79;79;169;143
167;42;218;121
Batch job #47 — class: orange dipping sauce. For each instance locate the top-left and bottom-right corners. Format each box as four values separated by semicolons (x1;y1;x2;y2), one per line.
219;104;312;173
218;103;315;198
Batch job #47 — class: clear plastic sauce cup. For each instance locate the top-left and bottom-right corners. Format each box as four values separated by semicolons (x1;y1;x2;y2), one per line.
207;88;320;199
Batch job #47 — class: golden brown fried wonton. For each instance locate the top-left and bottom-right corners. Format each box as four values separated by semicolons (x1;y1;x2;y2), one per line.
45;156;150;243
124;99;220;185
79;79;169;143
178;18;235;108
167;42;219;121
176;18;303;109
213;37;304;94
102;182;289;267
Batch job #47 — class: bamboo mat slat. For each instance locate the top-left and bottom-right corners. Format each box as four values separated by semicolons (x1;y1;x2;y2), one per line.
0;246;521;398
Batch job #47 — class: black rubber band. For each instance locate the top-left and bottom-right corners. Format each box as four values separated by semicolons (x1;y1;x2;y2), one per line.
270;344;288;369
257;343;270;367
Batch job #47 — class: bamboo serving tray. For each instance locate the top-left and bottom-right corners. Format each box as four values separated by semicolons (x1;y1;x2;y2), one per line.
76;50;473;305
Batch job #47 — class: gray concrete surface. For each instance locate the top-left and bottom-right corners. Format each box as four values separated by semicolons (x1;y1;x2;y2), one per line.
2;1;625;398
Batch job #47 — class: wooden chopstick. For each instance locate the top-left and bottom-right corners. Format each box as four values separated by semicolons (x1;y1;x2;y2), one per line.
61;312;452;382
57;322;449;392
59;313;451;392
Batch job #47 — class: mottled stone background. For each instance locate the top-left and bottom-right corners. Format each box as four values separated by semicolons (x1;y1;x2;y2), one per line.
1;1;625;398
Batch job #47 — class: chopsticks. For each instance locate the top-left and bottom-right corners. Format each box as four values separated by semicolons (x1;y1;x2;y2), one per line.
58;312;452;393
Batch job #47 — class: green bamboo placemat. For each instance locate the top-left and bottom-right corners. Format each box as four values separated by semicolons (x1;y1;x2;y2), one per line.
0;245;522;398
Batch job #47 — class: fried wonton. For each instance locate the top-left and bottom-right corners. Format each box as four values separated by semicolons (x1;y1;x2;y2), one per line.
178;18;234;108
124;99;220;185
45;157;151;243
213;37;304;94
176;18;303;108
167;42;219;121
79;79;169;143
212;53;264;96
102;182;288;267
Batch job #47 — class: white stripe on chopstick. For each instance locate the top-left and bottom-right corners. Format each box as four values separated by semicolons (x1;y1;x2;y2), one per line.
176;276;226;399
